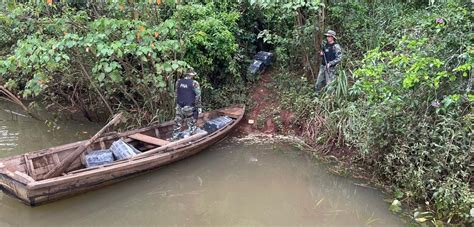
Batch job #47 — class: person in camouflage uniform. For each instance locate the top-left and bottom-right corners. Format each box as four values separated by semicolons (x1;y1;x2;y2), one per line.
172;69;202;140
315;30;343;93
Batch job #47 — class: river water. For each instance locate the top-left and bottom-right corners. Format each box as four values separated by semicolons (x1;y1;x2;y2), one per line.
0;104;403;226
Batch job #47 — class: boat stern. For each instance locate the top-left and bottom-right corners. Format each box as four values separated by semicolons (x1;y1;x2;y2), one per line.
0;169;33;205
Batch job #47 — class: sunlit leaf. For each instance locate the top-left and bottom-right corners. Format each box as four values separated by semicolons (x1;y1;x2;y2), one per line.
389;200;402;213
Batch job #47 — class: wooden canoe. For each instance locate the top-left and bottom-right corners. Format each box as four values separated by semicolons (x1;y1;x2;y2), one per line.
0;105;244;206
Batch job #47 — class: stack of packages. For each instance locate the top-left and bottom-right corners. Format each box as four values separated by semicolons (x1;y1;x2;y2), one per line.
84;150;114;168
84;139;141;168
109;139;141;160
247;51;274;76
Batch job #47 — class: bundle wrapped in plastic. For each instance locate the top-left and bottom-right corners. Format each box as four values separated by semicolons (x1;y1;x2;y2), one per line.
110;139;141;160
175;128;207;140
84;149;115;168
204;116;233;134
255;51;274;66
248;60;263;75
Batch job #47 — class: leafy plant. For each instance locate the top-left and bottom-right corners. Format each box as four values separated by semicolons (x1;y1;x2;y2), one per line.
0;1;247;125
272;0;473;224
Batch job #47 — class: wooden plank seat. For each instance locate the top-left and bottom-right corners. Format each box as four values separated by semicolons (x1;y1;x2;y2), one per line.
128;133;170;146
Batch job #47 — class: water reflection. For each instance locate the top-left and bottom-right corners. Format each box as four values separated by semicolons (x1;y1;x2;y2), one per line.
0;125;18;152
0;102;101;157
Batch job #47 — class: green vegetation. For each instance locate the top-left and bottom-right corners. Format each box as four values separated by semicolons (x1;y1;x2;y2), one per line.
273;0;473;224
0;0;472;224
0;1;245;125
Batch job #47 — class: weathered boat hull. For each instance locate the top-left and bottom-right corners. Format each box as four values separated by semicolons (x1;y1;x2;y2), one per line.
0;105;244;206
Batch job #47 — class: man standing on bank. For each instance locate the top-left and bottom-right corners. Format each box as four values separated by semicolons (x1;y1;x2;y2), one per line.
172;69;202;140
315;30;343;93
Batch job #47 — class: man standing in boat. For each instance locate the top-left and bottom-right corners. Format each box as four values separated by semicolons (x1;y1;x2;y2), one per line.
172;69;202;140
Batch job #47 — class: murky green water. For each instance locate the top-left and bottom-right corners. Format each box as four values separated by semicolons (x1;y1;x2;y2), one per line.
0;103;101;158
0;103;403;226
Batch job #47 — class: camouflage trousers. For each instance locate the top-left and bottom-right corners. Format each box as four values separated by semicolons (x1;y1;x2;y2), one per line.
315;65;337;93
172;105;198;140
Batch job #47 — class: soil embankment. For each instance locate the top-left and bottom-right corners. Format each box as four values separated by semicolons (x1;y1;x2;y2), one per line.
237;70;295;135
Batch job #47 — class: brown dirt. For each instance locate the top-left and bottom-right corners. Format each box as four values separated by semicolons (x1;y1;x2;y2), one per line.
235;68;354;161
236;69;295;135
235;70;277;134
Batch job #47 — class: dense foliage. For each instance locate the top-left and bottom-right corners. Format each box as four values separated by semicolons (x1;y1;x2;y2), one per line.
273;0;472;224
0;1;245;125
0;0;472;225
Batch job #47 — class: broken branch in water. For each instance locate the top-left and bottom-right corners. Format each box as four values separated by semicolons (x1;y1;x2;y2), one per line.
0;86;42;121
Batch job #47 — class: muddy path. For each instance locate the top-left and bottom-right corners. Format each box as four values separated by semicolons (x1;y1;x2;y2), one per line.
237;69;296;136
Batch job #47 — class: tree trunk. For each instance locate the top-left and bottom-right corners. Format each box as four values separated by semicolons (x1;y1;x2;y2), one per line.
316;0;327;80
